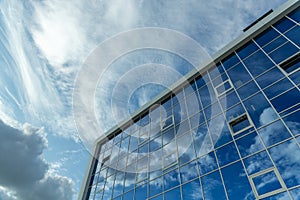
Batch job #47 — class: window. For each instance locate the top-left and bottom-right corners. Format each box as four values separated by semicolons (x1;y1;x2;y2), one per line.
161;115;174;130
279;53;300;74
163;150;178;170
228;113;253;136
249;168;285;199
214;79;233;96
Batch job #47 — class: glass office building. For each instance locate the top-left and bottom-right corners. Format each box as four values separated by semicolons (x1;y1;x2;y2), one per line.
80;1;300;199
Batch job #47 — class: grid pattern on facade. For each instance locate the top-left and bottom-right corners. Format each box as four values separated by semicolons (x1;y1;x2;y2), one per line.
85;6;300;200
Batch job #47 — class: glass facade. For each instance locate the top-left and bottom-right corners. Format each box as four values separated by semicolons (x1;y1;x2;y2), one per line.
83;4;300;200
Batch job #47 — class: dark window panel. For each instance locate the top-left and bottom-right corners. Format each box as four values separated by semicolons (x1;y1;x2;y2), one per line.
236;81;260;100
181;179;203;200
254;27;280;47
222;52;240;70
273;16;296;33
288;7;300;23
227;63;252;88
243;50;274;77
289;70;300;85
209;63;225;80
264;78;294;99
280;53;300;74
198;152;218;175
219;90;240;111
209;114;232;148
164;187;181;200
268;42;299;64
179;161;199;184
282;110;300;136
256;67;285;89
263;36;287;53
271;88;300;113
225;103;246;122
216;142;239;166
236;41;259;60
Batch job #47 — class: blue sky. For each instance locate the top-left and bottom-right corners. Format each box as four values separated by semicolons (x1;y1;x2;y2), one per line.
0;0;289;199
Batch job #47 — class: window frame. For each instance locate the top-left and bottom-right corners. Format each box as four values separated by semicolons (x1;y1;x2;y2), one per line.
228;113;254;136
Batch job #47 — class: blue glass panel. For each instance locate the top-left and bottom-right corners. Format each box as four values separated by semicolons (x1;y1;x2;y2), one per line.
193;124;212;157
252;171;282;196
237;41;259;60
180;161;199;184
215;81;232;95
236;131;264;157
236;80;260;100
285;25;300;48
186;92;202;117
113;173;124;197
161;97;172;112
135;184;147;200
219;90;240;111
227;63;252;88
274;16;297;33
164;169;180;191
201;171;227;199
269;139;300;187
243;50;274;77
290;70;300;85
243;151;273;175
212;73;228;87
288;7;300;23
124;173;135;192
271;88;300;113
225;103;246;122
282;110;300;136
216;142;239;166
290;187;300;200
262;192;290;200
208;114;232;148
162;127;174;145
164;187;181;200
149;177;163;197
222;53;240;70
189;111;205;129
150;194;162;200
123;190;134;200
178;133;196;165
244;93;278;128
256;67;285;89
263;36;287;54
258;120;291;147
209;63;225;80
149;137;162;152
184;84;196;97
221;162;254;199
264;78;294;99
255;27;280;47
181;179;203;200
269;42;299;64
195;76;207;89
198;83;216;108
204;102;222;120
198;152;218;175
176;119;190;135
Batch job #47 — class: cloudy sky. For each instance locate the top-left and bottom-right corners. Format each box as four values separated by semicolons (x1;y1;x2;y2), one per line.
0;0;288;199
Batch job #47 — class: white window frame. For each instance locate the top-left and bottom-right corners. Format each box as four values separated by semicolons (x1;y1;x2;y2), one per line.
161;115;174;131
228;113;253;136
214;79;234;96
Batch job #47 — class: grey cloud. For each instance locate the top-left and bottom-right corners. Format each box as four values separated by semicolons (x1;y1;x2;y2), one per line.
0;119;73;200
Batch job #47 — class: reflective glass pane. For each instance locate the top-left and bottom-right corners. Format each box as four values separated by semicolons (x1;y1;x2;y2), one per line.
243;151;273;175
225;103;246;122
263;36;287;53
209;63;224;80
198;152;218;175
273;16;297;33
186;93;202;117
123;190;134;200
255;27;280;47
193;124;213;157
252;170;282;196
256;67;285;89
285;26;300;47
290;187;300;200
198;83;216;108
236;41;259;60
236;80;260;100
243;50;274;77
149;177;162;197
209;114;232;148
282;110;300;136
164;169;180;191
216;142;239;166
164;187;181;200
264;78;294;99
178;133;196;165
271;88;300;113
258;120;291;146
222;53;240;70
219;90;240;111
269;139;300;187
222;162;254;199
189;111;205;129
135;184;147;200
181;179;203;200
268;42;299;64
288;7;300;23
227;63;252;88
236;131;264;157
204;102;222;120
201;171;227;199
180;161;199;184
212;73;228;87
244;93;278;128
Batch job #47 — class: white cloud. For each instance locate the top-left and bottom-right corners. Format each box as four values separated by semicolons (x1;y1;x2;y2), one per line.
0;119;74;200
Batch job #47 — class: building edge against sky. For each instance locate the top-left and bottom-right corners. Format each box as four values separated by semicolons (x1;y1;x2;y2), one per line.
80;0;300;199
